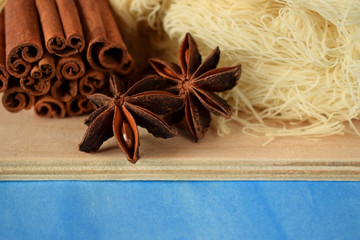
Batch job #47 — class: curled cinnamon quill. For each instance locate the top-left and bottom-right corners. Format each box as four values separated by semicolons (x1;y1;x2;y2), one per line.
76;0;134;74
2;79;35;112
34;95;66;118
56;54;85;80
21;52;55;96
51;78;78;102
0;11;9;93
31;51;56;80
0;63;8;93
35;0;84;57
79;70;106;96
66;95;94;117
5;0;43;78
19;76;51;96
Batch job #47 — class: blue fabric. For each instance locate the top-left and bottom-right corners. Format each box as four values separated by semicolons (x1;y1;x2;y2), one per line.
1;181;360;240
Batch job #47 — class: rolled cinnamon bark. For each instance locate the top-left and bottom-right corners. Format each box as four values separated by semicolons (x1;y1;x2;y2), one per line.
30;65;42;80
30;51;55;80
19;76;52;96
79;70;106;96
76;0;134;74
5;0;43;78
38;51;56;80
56;54;85;80
35;0;84;57
2;78;35;112
0;11;9;93
66;95;94;117
34;95;66;118
51;78;78;102
56;0;84;53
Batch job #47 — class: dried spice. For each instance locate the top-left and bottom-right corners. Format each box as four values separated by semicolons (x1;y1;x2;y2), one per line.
35;0;85;57
79;74;183;163
19;75;52;96
34;95;66;118
1;0;134;118
2;79;35;113
5;0;43;78
79;70;107;96
0;11;9;93
30;52;56;81
56;54;85;80
51;78;78;102
66;95;94;117
149;33;241;141
76;0;134;74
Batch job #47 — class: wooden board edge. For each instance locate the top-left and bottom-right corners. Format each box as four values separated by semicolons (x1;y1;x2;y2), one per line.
1;166;359;181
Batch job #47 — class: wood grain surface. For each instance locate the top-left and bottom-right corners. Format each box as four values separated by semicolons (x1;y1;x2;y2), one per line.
0;103;359;180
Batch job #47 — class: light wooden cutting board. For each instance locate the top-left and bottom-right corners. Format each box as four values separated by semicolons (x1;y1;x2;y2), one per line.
0;103;359;180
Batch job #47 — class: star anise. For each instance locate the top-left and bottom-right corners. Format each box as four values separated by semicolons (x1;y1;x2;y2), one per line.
79;74;183;163
149;33;242;141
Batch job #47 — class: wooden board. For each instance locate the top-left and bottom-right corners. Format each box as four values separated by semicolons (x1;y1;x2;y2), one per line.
0;103;360;181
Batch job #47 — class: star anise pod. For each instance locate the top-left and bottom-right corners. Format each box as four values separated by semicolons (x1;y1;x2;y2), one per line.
79;74;183;163
149;33;242;141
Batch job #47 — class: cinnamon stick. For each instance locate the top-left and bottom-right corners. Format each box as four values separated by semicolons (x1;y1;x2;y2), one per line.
19;51;55;96
37;51;56;80
66;95;93;117
56;54;85;80
19;76;52;96
2;77;35;112
28;51;55;84
5;0;43;78
55;0;84;54
79;70;106;96
35;0;84;57
51;78;78;102
1;0;135;118
34;95;66;118
76;0;134;74
0;11;9;93
30;65;42;80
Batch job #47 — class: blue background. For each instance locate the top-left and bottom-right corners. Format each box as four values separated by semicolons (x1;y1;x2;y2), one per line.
1;181;360;240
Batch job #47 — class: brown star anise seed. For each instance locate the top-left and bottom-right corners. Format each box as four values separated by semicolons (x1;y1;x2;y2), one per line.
149;32;242;141
79;74;184;163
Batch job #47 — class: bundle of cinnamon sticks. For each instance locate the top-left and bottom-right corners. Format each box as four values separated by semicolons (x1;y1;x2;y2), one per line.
0;0;133;117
